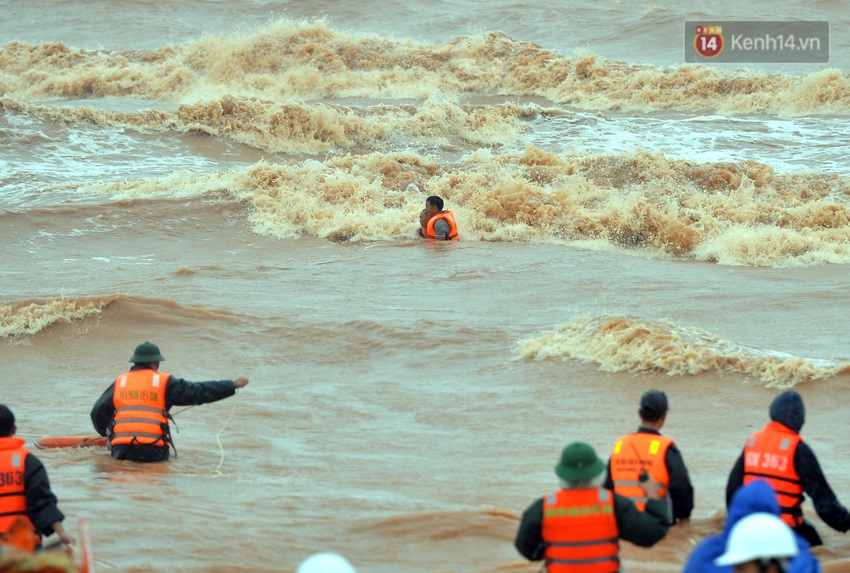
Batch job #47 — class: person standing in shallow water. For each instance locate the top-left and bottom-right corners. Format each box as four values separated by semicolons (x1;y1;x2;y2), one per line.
604;389;694;525
726;390;850;547
514;441;669;569
0;404;74;551
90;341;249;463
421;195;459;241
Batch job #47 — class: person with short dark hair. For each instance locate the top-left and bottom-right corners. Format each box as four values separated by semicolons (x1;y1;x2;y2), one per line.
421;195;459;241
0;404;74;550
514;441;669;569
726;390;850;547
90;342;249;463
604;389;694;524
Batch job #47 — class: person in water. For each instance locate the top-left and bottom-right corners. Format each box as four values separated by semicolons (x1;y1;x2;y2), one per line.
514;441;669;570
726;390;850;547
605;389;694;525
91;341;249;463
683;479;818;573
418;209;428;239
421;196;459;241
0;404;74;551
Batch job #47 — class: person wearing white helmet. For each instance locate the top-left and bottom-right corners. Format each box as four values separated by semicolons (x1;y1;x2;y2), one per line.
297;552;356;573
714;512;801;573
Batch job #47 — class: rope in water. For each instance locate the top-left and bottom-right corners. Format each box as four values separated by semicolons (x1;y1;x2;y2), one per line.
212;391;240;474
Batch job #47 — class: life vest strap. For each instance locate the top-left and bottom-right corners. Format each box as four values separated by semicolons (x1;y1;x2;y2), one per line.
546;537;619;548
0;510;27;518
612;480;643;487
546;555;620;565
745;471;801;486
116;405;168;415
0;491;25;499
111;431;165;441
114;416;166;425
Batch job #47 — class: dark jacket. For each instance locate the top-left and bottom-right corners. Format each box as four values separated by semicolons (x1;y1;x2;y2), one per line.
0;436;65;538
685;479;819;573
514;488;669;561
90;365;238;462
23;451;65;537
726;391;850;545
603;427;695;522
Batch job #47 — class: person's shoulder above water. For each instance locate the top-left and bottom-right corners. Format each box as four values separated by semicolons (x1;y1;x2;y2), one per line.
422;195;459;242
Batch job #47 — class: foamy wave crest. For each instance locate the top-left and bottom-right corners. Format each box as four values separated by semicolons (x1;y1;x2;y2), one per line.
0;93;538;153
514;315;849;388
49;147;850;264
1;21;848;115
0;297;113;337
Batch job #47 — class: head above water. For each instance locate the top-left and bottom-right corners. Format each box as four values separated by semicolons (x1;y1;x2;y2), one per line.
425;195;444;216
0;405;15;437
129;341;166;364
419;209;429;227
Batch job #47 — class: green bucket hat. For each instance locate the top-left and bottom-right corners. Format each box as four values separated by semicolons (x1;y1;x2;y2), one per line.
555;442;605;482
129;341;166;363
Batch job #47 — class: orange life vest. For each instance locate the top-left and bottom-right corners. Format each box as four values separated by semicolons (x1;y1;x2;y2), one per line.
610;433;673;519
742;421;804;527
110;369;171;448
424;210;459;242
541;487;619;573
0;437;40;551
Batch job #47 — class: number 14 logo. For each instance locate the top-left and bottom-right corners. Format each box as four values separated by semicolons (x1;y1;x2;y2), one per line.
695;25;724;58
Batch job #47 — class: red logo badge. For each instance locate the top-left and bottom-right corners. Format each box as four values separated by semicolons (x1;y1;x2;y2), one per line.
694;25;724;58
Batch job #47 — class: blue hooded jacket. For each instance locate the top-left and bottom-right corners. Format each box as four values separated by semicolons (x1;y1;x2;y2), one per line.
684;479;819;573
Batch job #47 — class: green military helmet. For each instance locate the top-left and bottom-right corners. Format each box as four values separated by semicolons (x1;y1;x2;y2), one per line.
129;341;166;363
555;441;605;482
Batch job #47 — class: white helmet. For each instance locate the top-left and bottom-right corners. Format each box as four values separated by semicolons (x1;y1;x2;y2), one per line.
297;552;357;573
715;512;799;567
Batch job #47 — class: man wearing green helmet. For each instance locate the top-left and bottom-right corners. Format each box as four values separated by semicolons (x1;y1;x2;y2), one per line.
514;441;669;571
90;342;249;463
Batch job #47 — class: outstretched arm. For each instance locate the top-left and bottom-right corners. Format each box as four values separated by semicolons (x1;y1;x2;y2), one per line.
165;376;248;408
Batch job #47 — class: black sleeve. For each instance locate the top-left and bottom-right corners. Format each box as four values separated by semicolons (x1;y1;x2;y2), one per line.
24;454;64;536
665;444;694;520
725;453;745;507
796;441;850;532
90;383;116;436
165;377;237;409
514;497;545;561
603;459;614;490
614;494;669;547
